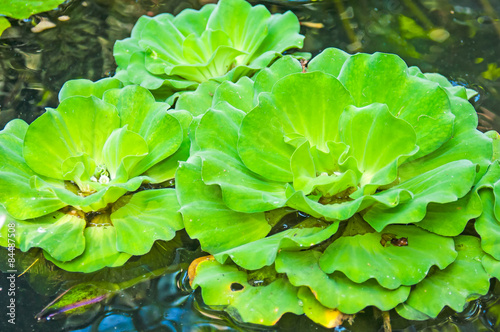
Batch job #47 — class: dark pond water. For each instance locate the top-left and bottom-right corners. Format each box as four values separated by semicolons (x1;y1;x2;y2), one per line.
1;0;500;331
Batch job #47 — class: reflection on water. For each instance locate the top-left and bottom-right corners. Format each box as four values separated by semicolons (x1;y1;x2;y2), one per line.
1;0;500;331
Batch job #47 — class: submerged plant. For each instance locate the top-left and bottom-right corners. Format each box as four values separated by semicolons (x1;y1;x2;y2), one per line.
0;78;191;272
113;0;304;99
179;48;497;326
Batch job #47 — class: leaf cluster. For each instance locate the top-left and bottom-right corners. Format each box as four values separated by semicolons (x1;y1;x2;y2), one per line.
1;0;500;329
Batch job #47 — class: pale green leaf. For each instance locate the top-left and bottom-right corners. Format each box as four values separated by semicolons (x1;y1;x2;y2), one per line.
320;225;457;289
397;236;490;319
276;250;410;314
112;189;183;255
191;257;303;326
44;226;132;273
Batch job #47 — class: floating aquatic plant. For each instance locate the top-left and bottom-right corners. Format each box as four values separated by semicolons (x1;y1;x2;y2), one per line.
474;150;500;282
113;0;304;99
177;47;492;252
0;79;190;272
0;0;66;20
182;48;496;326
1;0;498;328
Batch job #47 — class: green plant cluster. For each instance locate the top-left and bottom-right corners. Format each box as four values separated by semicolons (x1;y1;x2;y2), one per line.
179;49;499;325
1;0;500;328
113;0;304;101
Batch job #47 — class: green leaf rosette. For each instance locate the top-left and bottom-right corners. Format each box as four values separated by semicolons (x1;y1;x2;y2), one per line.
175;54;303;116
0;80;191;272
179;47;495;326
113;0;304;99
177;48;492;254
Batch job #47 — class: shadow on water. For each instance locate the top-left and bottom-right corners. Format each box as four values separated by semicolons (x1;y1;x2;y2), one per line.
1;0;500;331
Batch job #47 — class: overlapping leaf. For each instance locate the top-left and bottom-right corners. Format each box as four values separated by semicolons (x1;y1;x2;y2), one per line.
0;120;66;220
111;189;183;255
178;47;497;327
113;0;304;96
319;225;457;289
44;226;132;273
213;220;339;270
396;236;491;320
190;257;303;326
0;0;65;19
176;159;270;254
276;250;410;314
0;83;189;272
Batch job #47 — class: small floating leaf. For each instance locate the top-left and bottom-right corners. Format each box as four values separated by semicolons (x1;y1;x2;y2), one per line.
44;225;132;273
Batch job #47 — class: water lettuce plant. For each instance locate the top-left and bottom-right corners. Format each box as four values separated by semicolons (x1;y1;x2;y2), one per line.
177;48;492;251
474;153;500;283
1;0;499;329
0;78;191;272
0;0;66;19
181;48;497;326
113;0;304;99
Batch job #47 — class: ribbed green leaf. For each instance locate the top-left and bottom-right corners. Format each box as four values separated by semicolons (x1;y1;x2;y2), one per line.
0;120;66;219
112;189;183;255
101;127;149;181
214;222;339;270
397;236;490;319
339;103;417;189
24;96;120;179
3;212;85;262
336;53;454;160
44;226;132;273
320;225;457;289
197;103;288;212
191;258;303;325
59;78;122;101
276;250;410;314
176;160;270;254
363;160;477;231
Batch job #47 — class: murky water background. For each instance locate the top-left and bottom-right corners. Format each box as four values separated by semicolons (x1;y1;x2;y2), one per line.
1;0;500;331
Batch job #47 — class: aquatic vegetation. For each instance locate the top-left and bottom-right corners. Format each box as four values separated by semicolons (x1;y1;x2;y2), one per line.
113;0;304;99
181;48;497;326
0;79;190;272
2;0;500;329
177;47;492;251
0;0;66;20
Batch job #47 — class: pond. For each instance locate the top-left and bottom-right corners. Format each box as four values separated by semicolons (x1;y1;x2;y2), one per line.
1;0;500;331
